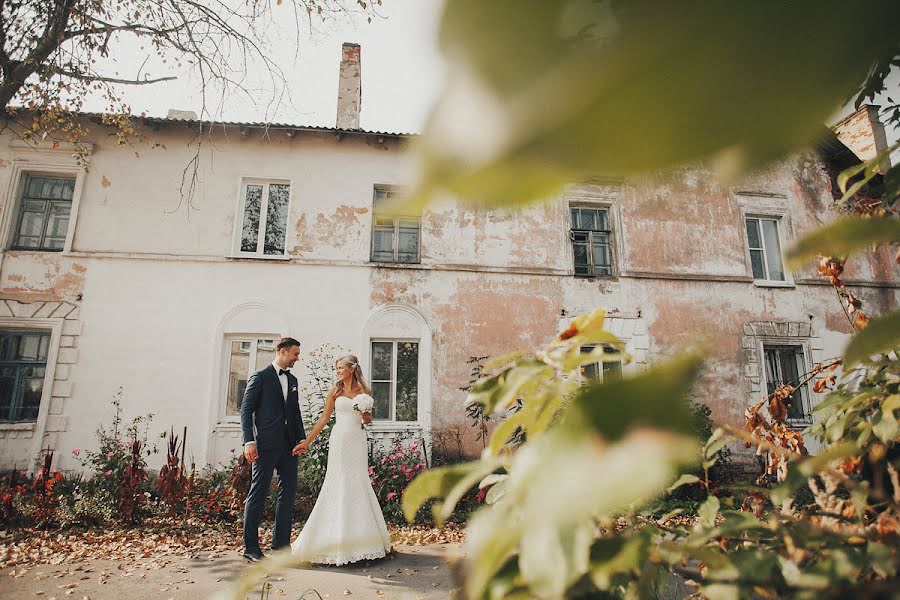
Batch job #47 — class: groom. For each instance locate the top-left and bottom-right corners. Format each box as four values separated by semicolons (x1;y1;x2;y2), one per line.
241;336;307;561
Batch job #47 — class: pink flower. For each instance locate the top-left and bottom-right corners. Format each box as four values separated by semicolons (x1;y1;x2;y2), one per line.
104;470;113;476
387;492;397;500
107;451;114;458
71;449;81;456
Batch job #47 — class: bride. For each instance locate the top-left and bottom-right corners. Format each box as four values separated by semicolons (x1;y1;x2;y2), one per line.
290;354;392;565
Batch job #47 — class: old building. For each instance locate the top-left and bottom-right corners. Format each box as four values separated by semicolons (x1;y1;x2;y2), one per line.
0;44;896;471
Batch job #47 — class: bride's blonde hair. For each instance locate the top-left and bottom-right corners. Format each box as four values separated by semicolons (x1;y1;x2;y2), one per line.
335;354;371;396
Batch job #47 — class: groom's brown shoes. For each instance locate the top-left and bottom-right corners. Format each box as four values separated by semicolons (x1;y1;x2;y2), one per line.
242;549;265;562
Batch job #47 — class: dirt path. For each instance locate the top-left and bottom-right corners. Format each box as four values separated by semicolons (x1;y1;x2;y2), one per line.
1;544;460;600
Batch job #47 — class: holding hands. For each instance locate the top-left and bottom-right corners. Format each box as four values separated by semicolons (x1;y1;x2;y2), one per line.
292;439;310;456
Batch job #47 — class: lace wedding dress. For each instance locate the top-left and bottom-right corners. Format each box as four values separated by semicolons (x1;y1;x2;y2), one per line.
291;394;391;565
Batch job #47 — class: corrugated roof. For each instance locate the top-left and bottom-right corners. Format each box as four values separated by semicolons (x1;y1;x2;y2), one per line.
63;110;418;137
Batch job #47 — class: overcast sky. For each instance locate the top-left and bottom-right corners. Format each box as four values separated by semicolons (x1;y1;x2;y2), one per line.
82;0;447;134
82;0;898;148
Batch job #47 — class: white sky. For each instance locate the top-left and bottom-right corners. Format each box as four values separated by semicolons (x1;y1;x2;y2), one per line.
82;0;448;134
81;0;898;148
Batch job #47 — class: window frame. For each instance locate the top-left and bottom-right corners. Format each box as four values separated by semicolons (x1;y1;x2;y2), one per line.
369;338;420;424
744;215;788;283
220;334;280;422
736;195;794;287
0;318;63;475
578;344;624;383
231;177;293;259
370;186;421;264
567;201;617;278
2;163;86;254
761;343;814;426
0;330;52;423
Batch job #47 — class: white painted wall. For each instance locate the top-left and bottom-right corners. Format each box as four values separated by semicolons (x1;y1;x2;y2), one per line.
0;120;896;473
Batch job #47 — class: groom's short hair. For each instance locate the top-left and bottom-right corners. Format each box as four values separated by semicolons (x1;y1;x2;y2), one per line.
277;337;300;350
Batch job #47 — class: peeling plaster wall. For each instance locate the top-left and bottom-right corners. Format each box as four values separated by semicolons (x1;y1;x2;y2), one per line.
0;122;897;469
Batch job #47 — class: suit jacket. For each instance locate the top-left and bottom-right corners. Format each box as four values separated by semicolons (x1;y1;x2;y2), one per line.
240;364;306;452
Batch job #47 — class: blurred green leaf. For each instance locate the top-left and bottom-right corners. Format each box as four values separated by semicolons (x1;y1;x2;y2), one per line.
871;407;898;443
410;0;900;207
667;473;701;493
519;521;591;597
786;217;900;269
836;142;900;205
401;459;498;525
698;495;720;528
844;310;900;367
589;535;650;590
567;353;703;441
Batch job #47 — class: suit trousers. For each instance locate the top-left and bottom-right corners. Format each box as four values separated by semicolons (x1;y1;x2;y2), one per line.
243;444;298;552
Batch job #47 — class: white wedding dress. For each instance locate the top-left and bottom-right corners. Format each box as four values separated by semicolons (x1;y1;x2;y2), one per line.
291;394;391;565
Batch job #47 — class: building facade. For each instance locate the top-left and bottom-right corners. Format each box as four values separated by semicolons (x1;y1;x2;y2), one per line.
0;48;896;472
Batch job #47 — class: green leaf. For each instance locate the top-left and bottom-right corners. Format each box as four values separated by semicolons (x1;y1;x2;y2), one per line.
410;0;900;207
589;534;651;590
463;507;523;599
567;353;703;441
872;408;899;443
868;541;897;579
836;143;900;205
667;473;701;493
701;584;740;600
489;406;532;455
786;216;900;269
844;310;900;367
698;495;720;528
401;459;498;524
519;521;591;597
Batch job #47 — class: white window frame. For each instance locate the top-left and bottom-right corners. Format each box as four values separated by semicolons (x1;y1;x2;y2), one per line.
578;344;625;383
231;177;293;259
369;338;420;423
0;317;63;470
759;341;814;426
370;186;421;264
1;161;86;255
219;333;279;423
736;195;794;287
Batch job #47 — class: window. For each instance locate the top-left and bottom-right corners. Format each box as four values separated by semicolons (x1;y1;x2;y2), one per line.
12;175;75;251
763;345;811;422
745;217;785;281
225;337;277;416
580;345;623;382
237;180;291;256
370;340;419;421
570;206;612;277
0;331;50;422
371;188;419;263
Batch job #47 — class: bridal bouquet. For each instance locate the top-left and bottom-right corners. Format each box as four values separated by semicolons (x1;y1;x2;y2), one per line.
353;395;374;430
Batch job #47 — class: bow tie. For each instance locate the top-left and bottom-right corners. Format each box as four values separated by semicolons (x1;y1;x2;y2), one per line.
278;369;290;376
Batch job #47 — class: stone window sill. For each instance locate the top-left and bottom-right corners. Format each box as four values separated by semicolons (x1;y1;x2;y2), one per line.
0;422;37;431
753;280;795;289
226;254;291;262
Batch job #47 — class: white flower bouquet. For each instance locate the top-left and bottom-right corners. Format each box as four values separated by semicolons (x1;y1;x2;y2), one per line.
353;394;374;429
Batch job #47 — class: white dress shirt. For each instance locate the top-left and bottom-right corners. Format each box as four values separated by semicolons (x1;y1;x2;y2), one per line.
272;361;289;400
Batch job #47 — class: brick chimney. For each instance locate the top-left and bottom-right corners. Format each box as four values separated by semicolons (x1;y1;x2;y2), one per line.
336;43;362;130
833;104;891;171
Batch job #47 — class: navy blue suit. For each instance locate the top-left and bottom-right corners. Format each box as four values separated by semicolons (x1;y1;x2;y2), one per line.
240;364;306;552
